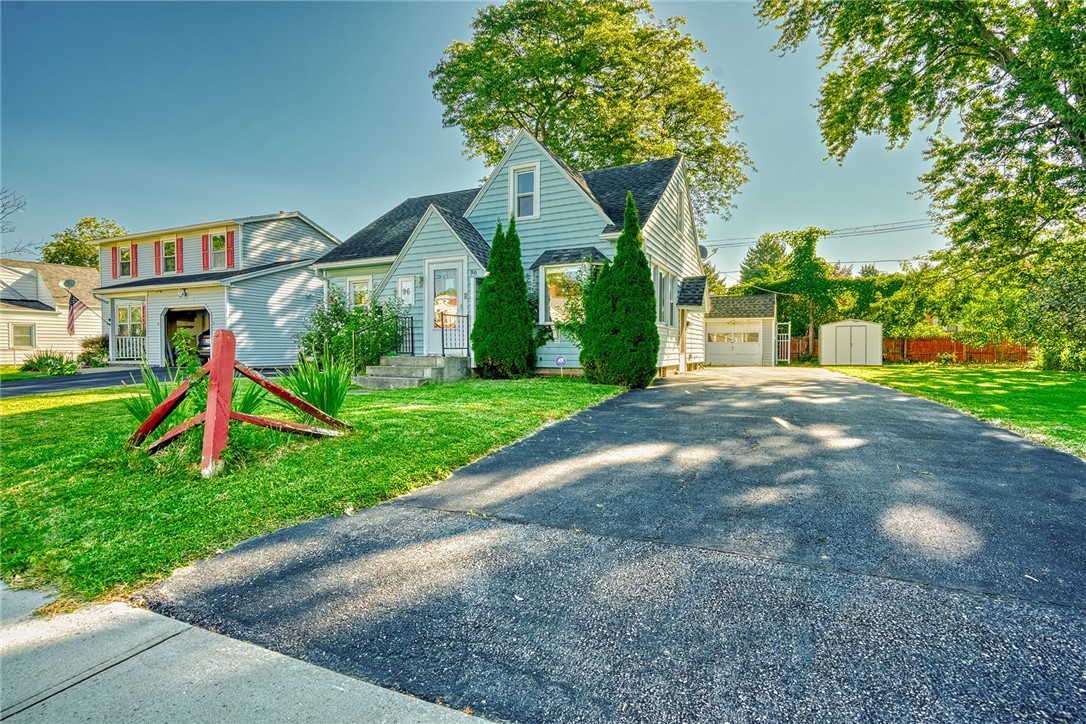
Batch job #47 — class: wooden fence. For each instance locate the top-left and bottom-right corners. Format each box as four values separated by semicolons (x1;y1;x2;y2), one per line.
789;337;1030;363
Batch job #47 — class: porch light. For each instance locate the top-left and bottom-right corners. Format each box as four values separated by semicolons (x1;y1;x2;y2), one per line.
177;289;187;298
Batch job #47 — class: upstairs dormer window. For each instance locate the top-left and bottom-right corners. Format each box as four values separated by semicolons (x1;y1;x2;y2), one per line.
511;163;540;220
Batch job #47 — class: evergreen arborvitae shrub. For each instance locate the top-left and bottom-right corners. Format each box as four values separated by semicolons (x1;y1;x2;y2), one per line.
471;218;537;378
581;192;659;388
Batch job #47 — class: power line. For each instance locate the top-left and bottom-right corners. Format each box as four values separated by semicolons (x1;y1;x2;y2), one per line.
701;218;936;249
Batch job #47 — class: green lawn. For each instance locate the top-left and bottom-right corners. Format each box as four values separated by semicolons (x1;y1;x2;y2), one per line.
1;378;619;603
837;365;1086;459
0;365;46;382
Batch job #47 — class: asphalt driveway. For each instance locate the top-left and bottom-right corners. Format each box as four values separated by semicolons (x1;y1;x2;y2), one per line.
143;367;1086;722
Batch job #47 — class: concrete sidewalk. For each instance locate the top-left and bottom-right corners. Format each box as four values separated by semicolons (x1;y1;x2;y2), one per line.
0;584;481;723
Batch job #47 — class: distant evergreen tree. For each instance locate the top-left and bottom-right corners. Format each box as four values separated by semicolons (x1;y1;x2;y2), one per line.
859;263;882;278
471;218;536;378
739;234;786;282
581;192;659;388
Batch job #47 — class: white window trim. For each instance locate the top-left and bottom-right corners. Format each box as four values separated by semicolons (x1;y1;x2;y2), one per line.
346;276;373;309
538;263;588;325
509;161;541;221
118;246;133;278
161;238;178;274
10;322;35;348
114;302;145;338
209;229;229;271
654;266;678;328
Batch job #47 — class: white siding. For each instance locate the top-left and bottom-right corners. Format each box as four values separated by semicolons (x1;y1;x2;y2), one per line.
240;217;337;267
228;267;326;366
686;311;705;366
762;319;775;366
376;212;485;358
0;309;102;365
141;288;227;366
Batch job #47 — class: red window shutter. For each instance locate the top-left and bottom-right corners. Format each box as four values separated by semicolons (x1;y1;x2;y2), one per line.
130;244;138;278
111;247;118;279
176;237;184;273
226;230;235;268
154;241;161;275
202;234;210;270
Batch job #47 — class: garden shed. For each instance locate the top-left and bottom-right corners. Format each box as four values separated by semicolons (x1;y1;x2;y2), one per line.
819;319;883;366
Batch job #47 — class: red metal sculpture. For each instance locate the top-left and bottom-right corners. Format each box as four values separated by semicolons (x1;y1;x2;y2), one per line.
129;330;350;478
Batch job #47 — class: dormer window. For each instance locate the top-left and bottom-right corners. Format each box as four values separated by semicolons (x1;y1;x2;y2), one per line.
511;163;540;220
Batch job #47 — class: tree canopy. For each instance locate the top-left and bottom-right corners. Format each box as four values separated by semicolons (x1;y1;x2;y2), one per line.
757;0;1086;273
42;216;127;268
739;234;787;282
432;0;750;229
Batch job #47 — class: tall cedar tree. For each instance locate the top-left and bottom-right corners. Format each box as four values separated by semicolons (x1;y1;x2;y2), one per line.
471;218;536;378
581;192;658;387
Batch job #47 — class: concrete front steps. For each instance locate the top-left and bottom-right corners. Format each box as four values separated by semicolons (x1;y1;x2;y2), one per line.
353;355;470;390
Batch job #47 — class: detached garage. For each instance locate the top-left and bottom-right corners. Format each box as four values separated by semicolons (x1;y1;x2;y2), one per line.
705;294;777;366
819;319;883;366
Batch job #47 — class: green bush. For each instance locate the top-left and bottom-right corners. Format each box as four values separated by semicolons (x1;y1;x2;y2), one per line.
20;350;79;376
471;218;537;378
581;192;659;388
297;293;403;374
77;334;109;367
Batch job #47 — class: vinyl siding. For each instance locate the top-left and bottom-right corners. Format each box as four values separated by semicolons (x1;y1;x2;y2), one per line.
376;211;485;358
324;264;394;303
240;217;337;267
140;288;227;366
98;225;241;289
762;318;775;366
227;267;326;366
686;312;705;365
0;309;102;365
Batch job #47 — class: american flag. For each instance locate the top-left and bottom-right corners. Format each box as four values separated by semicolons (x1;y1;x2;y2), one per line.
67;293;88;336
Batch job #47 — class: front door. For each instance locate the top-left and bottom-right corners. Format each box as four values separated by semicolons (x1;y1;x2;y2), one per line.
425;260;466;355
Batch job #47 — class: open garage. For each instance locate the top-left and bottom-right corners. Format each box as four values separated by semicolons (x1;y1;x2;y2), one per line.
705;294;777;366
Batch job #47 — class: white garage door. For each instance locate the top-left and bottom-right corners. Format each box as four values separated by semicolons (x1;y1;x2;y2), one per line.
706;320;763;366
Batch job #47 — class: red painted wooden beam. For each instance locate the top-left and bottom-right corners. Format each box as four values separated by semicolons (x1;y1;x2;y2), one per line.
127;366;208;446
234;362;351;430
200;330;236;478
229;411;344;437
146;412;206;455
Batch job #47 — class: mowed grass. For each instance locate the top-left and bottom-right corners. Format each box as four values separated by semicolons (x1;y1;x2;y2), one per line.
1;378;619;603
837;365;1086;458
0;365;45;382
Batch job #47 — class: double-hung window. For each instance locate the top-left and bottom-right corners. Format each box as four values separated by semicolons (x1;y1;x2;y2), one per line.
11;323;35;348
118;247;132;277
210;233;228;269
162;240;177;273
655;268;676;327
512;163;540;220
349;278;371;310
116;304;144;337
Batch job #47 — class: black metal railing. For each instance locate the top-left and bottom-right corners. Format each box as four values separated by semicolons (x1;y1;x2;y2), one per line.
439;312;470;357
396;315;415;356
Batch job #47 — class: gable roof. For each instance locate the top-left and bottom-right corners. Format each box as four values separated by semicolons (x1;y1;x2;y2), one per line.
677;276;707;307
0;258;101;309
582;156;683;233
86;211;338;246
707;294;777;319
433;205;490;268
316;189;480;266
95;259;305;292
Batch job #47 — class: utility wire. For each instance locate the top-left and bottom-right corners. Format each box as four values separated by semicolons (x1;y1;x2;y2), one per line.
702;218;936;249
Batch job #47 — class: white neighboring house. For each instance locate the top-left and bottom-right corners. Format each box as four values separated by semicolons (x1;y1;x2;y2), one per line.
90;212;338;367
0;259;102;365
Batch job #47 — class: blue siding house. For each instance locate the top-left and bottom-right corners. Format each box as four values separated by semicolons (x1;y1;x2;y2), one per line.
313;131;709;373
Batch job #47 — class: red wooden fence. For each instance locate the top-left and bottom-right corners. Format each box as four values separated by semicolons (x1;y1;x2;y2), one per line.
789;337;1030;363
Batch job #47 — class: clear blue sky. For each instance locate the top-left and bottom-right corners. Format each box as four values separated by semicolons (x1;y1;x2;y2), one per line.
1;1;944;279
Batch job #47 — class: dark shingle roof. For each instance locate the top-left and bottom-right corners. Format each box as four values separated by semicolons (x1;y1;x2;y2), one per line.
433;206;490;268
677;276;707;307
581;156;682;232
95;260;304;292
0;298;55;312
708;294;777;319
316;188;480;265
529;246;609;269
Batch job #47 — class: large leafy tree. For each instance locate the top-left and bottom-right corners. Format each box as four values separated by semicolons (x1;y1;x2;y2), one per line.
42;216;127;268
739;234;787;282
471;218;537;378
432;0;750;229
757;0;1086;274
581;192;658;388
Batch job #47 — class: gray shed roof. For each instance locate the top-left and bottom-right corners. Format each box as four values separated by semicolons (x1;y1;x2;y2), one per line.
707;294;777;319
529;246;609;269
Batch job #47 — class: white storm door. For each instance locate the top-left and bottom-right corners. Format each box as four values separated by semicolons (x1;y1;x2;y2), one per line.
425;259;465;354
